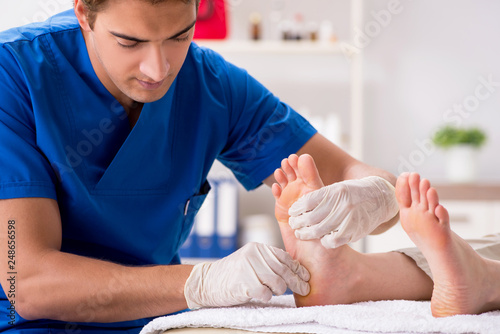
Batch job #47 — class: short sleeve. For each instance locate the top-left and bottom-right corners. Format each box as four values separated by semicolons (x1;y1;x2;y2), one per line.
0;44;57;200
218;61;317;190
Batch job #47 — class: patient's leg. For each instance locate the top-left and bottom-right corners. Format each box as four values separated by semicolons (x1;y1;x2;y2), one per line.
273;155;434;307
397;173;500;316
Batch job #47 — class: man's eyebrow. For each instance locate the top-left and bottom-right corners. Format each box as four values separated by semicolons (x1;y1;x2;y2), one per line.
109;20;197;43
167;20;197;39
110;32;148;43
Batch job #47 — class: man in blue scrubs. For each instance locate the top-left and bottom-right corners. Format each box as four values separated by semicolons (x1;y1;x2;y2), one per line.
0;0;400;332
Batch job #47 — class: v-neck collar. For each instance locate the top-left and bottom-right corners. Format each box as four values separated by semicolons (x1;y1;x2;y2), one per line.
92;78;178;193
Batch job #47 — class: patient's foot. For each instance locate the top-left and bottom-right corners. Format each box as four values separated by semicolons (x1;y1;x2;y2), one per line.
396;173;500;317
273;154;324;250
272;154;362;307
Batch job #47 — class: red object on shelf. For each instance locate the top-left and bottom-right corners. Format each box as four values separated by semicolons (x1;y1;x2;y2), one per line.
193;0;228;40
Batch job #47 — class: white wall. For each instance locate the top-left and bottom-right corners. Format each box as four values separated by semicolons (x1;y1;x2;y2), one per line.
227;0;500;182
228;0;500;227
2;0;73;31
361;0;500;182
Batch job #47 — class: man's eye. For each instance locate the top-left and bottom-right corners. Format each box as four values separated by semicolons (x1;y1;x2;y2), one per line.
174;34;190;42
117;41;139;49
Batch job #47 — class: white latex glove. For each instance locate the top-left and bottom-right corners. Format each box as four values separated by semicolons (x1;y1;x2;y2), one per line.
184;242;310;309
288;176;399;249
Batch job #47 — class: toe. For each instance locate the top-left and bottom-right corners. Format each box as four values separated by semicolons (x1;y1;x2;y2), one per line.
419;178;431;208
274;169;288;188
396;172;412;208
409;173;421;204
427;187;439;214
435;204;450;226
281;158;297;182
297;154;324;189
272;183;282;200
288;154;300;177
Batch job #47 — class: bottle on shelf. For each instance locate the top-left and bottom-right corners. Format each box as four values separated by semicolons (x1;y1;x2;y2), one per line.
318;20;337;44
306;21;319;41
249;12;262;41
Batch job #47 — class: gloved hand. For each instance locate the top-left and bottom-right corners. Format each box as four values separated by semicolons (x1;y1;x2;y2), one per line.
288;176;399;249
184;242;310;309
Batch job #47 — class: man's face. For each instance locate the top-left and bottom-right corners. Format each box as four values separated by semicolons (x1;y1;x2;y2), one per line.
83;0;197;106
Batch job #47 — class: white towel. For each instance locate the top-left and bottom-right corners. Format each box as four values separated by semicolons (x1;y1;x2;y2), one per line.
140;295;500;334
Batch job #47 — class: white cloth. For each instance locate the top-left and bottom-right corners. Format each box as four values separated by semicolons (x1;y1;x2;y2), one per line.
140;295;500;334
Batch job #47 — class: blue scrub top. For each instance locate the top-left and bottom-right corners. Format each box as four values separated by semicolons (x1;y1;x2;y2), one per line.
0;9;316;333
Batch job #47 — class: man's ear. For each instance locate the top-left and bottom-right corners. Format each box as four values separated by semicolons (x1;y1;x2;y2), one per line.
74;0;92;32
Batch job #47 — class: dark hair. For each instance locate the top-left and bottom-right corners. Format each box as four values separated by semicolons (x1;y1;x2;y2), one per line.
79;0;200;29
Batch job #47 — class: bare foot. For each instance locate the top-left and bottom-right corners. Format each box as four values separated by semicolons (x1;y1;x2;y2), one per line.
396;172;500;317
272;154;363;307
273;156;436;306
272;154;324;255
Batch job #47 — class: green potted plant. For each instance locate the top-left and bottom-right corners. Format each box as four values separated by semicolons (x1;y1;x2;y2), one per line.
432;125;487;183
432;126;486;149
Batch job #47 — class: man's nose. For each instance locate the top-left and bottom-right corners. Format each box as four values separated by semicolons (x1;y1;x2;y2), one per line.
139;46;170;83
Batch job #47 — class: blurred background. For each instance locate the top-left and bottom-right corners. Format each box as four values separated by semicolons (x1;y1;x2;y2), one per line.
5;0;500;256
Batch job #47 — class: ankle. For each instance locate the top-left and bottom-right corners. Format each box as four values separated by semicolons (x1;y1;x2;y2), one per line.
484;259;500;306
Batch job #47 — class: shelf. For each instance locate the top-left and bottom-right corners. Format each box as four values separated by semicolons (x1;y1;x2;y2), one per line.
195;39;347;56
433;183;500;201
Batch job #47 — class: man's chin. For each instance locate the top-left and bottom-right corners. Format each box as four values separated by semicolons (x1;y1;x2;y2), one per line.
129;89;169;104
